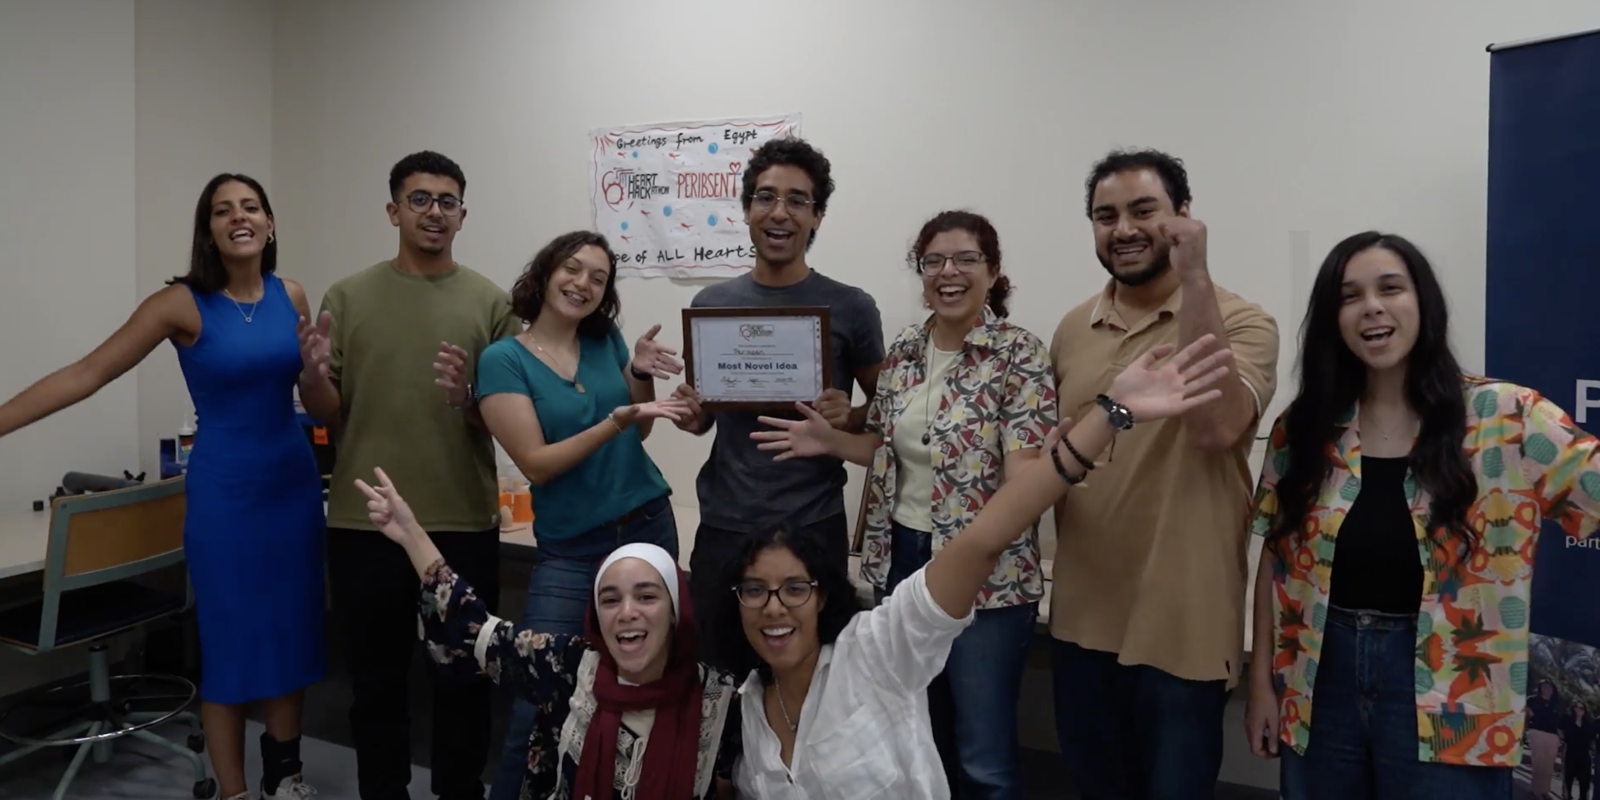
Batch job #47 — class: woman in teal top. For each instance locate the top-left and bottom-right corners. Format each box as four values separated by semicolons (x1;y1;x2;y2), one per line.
475;230;690;800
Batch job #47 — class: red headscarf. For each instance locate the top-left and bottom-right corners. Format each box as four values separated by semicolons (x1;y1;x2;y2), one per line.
572;560;703;800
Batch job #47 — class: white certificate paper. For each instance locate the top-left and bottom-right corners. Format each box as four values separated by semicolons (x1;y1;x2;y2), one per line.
688;312;827;405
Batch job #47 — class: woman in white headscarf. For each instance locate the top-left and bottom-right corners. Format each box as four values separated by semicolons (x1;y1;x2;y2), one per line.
356;467;739;800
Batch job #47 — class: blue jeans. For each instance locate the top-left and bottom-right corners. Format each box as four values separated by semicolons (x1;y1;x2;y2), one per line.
486;496;679;800
1051;638;1228;800
881;523;1038;800
1278;606;1512;800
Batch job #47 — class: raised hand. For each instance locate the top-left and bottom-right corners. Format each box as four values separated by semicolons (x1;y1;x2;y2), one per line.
670;383;705;432
1156;217;1208;278
751;402;836;461
1106;333;1232;423
814;388;851;429
353;467;417;545
613;398;693;425
432;341;472;407
297;312;334;378
631;324;684;380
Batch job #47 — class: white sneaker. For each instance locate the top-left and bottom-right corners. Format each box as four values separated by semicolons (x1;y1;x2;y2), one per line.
263;774;317;800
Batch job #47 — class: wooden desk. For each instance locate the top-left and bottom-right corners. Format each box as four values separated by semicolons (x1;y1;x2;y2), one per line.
0;510;49;581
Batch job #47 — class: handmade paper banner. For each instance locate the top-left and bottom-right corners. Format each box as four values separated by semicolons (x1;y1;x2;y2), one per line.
589;113;802;279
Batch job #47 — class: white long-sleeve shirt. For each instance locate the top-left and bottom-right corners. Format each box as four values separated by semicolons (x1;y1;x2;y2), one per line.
733;566;974;798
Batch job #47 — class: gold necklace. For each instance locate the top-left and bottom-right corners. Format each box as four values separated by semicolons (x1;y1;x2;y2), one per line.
526;334;583;393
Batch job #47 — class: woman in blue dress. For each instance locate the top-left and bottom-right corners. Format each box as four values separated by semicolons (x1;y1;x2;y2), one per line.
0;173;333;800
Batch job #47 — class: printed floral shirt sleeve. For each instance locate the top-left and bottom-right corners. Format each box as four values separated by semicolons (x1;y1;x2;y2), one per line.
1516;391;1600;538
864;344;904;437
417;559;589;709
999;331;1057;452
1248;413;1289;539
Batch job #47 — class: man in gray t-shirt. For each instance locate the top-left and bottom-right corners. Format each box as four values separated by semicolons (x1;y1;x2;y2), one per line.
672;137;885;623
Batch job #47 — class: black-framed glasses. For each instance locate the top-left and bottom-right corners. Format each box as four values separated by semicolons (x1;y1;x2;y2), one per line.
750;190;816;214
912;251;987;275
733;579;818;609
405;191;462;217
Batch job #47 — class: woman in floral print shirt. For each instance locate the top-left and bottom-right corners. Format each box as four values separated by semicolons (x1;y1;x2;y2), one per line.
1243;232;1600;800
752;210;1057;798
353;467;741;800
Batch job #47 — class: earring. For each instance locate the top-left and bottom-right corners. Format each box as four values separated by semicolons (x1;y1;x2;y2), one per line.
267;233;275;243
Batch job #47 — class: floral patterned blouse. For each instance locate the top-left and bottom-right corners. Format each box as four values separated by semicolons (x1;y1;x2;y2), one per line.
417;560;742;799
1249;377;1600;767
859;308;1058;609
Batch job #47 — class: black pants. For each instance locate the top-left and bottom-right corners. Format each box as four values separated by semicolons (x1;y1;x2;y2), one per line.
1570;753;1594;800
327;527;501;800
688;513;849;662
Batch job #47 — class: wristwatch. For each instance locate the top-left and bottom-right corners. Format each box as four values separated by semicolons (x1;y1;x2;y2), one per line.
1096;394;1135;430
451;382;478;410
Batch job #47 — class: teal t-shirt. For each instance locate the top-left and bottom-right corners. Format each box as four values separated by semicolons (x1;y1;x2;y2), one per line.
476;327;671;541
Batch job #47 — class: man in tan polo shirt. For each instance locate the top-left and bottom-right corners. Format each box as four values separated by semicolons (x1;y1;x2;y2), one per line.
1048;148;1279;800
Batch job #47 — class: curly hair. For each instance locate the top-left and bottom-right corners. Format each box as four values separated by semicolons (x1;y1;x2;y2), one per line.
1083;148;1191;217
389;150;466;199
910;210;1013;317
509;231;622;339
702;524;863;681
741;137;835;249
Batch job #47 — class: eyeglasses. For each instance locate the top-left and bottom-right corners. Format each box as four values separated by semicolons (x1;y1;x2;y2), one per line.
405;191;462;217
733;579;818;609
750;190;816;214
912;251;987;275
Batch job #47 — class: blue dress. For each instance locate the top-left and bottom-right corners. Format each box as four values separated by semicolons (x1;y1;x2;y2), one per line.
176;274;327;704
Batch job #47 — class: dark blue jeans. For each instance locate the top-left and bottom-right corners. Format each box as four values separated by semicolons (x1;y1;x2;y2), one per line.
1278;606;1512;800
1051;638;1229;800
881;523;1038;800
486;495;678;800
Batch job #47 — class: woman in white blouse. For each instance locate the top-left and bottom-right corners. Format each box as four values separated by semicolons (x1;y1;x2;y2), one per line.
707;333;1235;798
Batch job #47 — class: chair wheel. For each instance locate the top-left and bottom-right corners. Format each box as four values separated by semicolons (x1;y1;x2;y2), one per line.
187;732;205;753
193;777;217;798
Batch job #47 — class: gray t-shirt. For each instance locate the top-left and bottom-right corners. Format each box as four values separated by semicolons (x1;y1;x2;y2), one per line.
690;270;885;533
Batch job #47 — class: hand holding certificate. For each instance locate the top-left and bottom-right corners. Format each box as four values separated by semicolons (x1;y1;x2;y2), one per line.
681;307;833;411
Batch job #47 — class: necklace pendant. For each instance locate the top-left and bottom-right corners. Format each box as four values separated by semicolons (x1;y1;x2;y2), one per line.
575;381;585;394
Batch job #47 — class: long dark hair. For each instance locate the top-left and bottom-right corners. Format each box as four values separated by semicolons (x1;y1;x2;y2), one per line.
509;231;622;340
910;210;1013;317
704;524;862;682
1266;232;1476;550
169;173;277;294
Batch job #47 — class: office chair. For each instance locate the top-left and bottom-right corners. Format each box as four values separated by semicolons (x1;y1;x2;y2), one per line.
0;476;215;799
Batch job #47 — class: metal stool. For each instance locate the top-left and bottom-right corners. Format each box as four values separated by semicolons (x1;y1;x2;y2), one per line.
0;643;216;799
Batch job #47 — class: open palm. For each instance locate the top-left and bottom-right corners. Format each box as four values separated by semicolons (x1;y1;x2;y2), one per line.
751;402;834;461
1107;333;1234;423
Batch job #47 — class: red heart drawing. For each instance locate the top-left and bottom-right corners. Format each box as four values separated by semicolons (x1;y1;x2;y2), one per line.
728;161;743;173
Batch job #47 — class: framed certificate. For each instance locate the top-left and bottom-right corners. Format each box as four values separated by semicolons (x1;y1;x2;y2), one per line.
682;307;833;411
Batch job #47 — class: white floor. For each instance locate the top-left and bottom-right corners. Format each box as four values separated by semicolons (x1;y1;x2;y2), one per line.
0;719;441;800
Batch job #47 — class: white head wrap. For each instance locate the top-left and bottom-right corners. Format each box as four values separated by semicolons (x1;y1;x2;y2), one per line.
594;543;681;622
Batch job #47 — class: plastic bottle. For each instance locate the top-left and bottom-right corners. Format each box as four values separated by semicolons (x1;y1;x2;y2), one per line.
177;418;195;466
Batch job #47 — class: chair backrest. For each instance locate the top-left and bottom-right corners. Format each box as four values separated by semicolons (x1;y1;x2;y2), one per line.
33;477;188;649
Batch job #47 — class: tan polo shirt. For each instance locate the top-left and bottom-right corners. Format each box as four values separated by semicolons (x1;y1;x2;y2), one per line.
1049;279;1279;686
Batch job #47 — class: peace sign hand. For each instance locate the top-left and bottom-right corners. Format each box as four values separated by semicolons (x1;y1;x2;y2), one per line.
1106;333;1233;423
750;402;836;461
297;312;334;378
353;467;419;546
632;324;683;380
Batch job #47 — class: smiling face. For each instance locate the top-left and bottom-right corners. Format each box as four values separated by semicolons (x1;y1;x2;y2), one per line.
736;545;823;675
543;244;611;323
1090;167;1182;287
1337;245;1420;376
595;558;674;684
387;172;466;256
744;165;821;269
919;229;995;325
208;180;273;263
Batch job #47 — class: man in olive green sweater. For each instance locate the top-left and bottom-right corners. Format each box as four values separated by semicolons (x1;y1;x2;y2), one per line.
312;151;520;800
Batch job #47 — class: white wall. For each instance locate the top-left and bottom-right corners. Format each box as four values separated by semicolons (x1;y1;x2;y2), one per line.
0;2;139;514
0;0;273;698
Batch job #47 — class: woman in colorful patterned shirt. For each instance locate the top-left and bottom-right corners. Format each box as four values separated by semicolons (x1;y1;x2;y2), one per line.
752;210;1057;798
1242;231;1600;799
354;467;741;800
